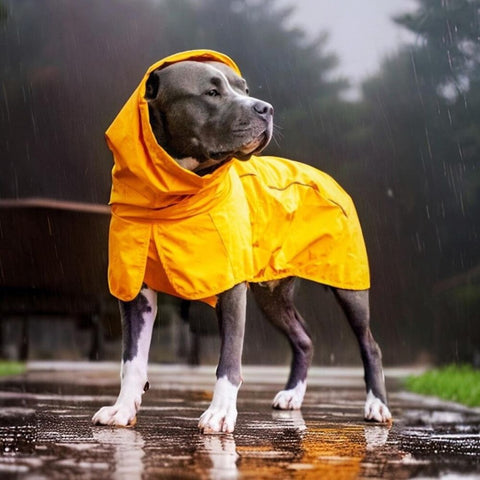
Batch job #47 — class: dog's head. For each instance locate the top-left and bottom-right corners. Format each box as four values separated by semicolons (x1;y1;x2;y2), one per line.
144;60;273;173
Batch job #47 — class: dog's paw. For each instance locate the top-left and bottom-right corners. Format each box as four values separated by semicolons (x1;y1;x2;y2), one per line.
272;381;306;410
364;391;392;423
198;376;240;434
92;404;137;427
198;404;237;434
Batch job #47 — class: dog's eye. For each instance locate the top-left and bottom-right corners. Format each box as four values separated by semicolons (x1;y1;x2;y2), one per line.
206;89;220;97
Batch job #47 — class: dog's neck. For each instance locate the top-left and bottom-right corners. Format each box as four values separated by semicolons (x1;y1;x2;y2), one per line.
176;156;231;176
176;157;203;172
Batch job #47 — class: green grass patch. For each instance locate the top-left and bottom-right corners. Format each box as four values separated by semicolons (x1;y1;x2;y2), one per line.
405;364;480;407
0;361;26;377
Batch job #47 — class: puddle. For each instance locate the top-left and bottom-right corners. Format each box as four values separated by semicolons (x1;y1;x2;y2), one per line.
0;367;480;478
0;408;37;456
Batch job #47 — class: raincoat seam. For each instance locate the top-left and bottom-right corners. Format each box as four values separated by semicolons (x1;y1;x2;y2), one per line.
208;212;237;279
110;182;151;204
326;198;349;218
153;227;195;298
239;173;318;193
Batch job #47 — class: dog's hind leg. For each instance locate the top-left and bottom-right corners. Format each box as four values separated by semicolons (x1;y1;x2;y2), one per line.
199;282;247;434
250;278;313;410
92;285;157;427
332;288;392;423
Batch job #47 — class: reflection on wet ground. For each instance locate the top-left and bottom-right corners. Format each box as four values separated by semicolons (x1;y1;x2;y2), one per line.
0;364;479;479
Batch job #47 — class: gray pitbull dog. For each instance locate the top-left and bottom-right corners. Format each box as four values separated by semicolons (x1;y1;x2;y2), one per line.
92;60;392;433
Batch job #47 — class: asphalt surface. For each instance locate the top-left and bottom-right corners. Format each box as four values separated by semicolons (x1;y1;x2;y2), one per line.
0;363;479;479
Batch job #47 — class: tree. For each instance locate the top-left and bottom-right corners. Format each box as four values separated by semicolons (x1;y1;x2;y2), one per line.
0;0;349;201
355;0;480;362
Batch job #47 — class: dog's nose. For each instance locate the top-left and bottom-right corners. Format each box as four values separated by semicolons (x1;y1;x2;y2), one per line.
253;101;273;117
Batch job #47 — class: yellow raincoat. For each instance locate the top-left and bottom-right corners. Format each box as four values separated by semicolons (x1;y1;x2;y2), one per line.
106;50;370;305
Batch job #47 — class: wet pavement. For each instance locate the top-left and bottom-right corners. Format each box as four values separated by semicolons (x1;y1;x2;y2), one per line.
0;363;479;479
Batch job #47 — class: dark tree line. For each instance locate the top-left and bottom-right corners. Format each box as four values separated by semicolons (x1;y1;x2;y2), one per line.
1;0;479;364
358;0;480;362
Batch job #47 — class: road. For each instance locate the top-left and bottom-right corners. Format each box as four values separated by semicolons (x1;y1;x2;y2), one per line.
0;363;479;479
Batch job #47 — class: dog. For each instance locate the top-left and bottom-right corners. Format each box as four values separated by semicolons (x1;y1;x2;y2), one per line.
92;50;392;434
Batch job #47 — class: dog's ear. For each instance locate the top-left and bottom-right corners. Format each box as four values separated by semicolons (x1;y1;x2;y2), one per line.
145;70;160;100
144;70;168;146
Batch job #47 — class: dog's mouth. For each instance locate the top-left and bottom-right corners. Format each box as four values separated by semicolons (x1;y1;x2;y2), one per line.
210;131;270;162
238;134;267;156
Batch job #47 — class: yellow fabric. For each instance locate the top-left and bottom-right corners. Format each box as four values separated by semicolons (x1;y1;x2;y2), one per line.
106;50;370;305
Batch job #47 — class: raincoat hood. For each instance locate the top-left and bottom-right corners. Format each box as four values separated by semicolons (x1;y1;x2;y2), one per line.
106;50;242;211
106;50;370;304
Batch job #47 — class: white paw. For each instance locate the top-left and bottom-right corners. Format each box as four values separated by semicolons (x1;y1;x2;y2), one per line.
198;405;237;434
92;403;138;427
198;377;240;434
364;390;392;423
272;381;306;410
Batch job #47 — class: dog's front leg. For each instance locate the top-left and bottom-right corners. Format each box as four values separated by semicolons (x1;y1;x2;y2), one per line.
199;282;247;434
92;286;157;427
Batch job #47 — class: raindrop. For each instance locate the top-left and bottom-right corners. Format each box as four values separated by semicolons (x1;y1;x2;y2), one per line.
424;127;433;159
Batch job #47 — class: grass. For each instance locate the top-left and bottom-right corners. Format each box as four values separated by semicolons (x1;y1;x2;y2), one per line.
405;364;480;407
0;361;26;377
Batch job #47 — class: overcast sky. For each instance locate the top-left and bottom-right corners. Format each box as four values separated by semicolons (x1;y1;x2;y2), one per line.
278;0;418;96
